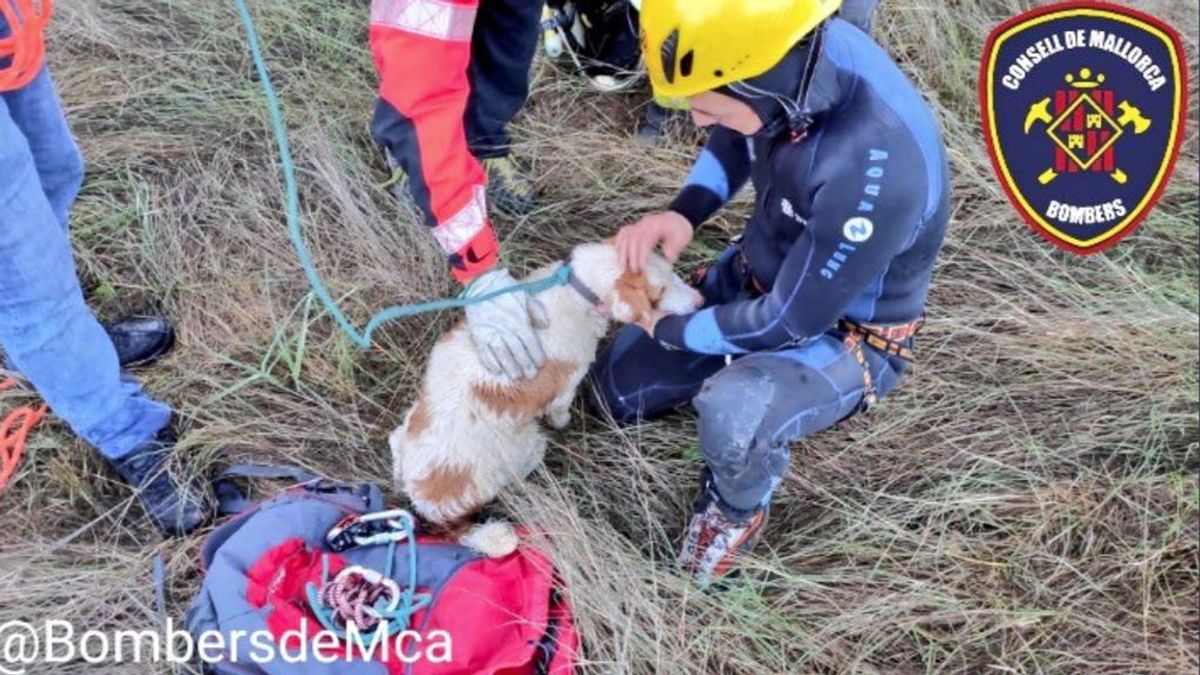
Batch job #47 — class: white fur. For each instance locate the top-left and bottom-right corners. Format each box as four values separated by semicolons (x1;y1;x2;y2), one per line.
458;520;522;558
390;242;701;556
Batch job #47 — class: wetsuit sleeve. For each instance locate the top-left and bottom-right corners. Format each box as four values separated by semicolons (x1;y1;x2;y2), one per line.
668;127;752;228
654;144;927;354
369;0;498;284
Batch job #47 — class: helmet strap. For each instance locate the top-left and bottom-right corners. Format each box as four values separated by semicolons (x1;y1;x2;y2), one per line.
727;22;827;143
787;24;826;142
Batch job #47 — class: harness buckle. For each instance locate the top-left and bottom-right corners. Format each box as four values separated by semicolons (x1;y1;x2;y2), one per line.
837;317;925;411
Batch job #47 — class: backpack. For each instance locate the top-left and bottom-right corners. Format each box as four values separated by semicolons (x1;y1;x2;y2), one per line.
186;465;578;674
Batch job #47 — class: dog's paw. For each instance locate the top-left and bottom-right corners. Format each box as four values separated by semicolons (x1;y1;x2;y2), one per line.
547;407;571;430
459;521;520;558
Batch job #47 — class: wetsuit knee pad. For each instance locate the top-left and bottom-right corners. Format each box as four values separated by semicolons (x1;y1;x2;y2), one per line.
693;361;778;472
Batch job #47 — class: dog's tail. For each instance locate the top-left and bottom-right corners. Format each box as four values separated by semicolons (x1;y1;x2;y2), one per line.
458;520;520;558
422;518;519;558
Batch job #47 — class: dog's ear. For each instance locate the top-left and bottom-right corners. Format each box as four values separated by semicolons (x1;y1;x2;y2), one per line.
610;271;654;323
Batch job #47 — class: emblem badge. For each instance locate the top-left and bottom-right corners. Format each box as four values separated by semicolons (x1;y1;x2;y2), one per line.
980;2;1187;254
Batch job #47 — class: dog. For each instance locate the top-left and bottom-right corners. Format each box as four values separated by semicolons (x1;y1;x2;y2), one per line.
389;242;702;557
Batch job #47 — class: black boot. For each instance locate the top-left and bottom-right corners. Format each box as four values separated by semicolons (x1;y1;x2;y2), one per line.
109;425;211;536
105;314;176;367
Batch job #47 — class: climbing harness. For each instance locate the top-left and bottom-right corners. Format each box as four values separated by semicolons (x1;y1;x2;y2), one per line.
838;317;923;361
305;508;431;637
233;0;571;349
0;378;47;495
0;0;51;92
838;317;923;409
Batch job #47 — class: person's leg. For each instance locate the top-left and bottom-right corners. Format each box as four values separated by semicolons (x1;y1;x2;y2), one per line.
590;245;748;422
590;325;728;423
0;71;171;461
463;0;541;158
680;333;906;581
463;0;542;215
3;68;177;367
2;67;83;230
839;0;880;34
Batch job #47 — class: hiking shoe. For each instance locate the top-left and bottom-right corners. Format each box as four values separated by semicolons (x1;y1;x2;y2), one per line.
677;479;768;585
109;425;211;536
482;156;536;216
105;314;176;368
382;150;536;216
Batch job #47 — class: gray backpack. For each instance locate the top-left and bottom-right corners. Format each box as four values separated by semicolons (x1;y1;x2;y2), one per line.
185;466;577;674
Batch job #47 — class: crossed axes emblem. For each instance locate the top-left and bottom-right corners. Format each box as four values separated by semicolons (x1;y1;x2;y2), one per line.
1023;96;1151;185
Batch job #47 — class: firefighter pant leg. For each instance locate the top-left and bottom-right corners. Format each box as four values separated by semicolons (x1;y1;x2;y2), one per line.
464;0;542;158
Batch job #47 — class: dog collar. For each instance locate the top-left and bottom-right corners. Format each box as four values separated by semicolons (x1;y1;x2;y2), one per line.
565;267;604;308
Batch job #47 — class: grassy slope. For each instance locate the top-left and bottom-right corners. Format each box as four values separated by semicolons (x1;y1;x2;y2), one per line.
0;0;1196;672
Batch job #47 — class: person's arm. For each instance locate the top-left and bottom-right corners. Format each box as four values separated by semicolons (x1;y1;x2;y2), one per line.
369;0;496;284
653;145;927;354
668;127;752;228
615;128;754;272
369;1;549;381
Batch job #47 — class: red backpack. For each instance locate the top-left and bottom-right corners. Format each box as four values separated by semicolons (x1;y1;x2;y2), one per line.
186;466;578;674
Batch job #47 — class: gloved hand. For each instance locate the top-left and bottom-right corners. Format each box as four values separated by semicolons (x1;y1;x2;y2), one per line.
463;267;550;380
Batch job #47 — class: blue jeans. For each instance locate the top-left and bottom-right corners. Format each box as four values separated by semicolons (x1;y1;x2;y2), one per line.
0;67;171;460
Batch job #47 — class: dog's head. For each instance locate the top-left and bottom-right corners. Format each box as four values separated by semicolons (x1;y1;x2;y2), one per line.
569;242;703;326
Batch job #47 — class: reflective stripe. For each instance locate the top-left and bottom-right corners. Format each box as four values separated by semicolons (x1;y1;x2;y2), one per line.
370;0;476;42
432;185;487;253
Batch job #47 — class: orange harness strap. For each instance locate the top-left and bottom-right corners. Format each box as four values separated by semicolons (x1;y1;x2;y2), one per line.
0;0;52;93
0;378;48;495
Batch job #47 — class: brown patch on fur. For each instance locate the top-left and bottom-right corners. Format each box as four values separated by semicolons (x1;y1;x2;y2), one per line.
406;397;431;437
647;283;664;305
472;359;576;418
614;271;653;318
420;517;477;538
412;463;474;506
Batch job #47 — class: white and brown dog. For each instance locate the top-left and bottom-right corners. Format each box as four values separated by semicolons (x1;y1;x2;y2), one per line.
389;242;702;557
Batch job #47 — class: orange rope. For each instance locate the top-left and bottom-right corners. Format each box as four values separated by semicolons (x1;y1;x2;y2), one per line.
0;378;47;495
0;0;52;93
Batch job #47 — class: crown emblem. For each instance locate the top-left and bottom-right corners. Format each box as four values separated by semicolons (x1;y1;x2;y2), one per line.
1064;68;1106;89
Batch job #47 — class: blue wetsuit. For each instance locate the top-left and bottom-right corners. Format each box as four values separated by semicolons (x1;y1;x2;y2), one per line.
591;19;951;517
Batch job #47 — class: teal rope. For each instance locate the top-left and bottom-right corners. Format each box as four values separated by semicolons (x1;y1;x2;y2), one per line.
234;0;569;349
304;513;430;637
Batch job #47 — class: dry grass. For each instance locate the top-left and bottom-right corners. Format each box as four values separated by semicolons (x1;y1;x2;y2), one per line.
1;0;1197;673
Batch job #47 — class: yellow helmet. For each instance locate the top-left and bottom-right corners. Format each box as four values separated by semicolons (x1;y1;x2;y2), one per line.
640;0;842;99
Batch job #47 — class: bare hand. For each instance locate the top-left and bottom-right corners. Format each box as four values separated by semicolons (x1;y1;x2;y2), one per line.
615;210;693;274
